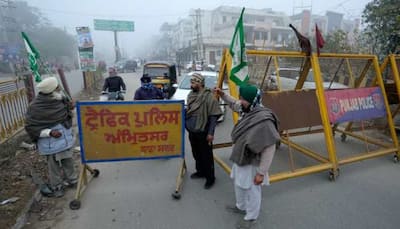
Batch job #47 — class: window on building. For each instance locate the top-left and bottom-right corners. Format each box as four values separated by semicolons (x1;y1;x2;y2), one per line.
255;16;264;22
277;34;282;42
223;16;226;23
245;32;252;43
257;31;263;40
244;16;255;24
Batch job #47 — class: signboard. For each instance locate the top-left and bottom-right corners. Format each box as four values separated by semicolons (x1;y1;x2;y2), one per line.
78;51;96;71
94;19;135;32
325;87;386;124
76;26;95;72
76;100;185;163
76;27;94;48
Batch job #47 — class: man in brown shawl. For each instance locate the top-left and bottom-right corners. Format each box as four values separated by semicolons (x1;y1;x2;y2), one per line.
186;72;222;189
215;84;280;229
25;77;77;198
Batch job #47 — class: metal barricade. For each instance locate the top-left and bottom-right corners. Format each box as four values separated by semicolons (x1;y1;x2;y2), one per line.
214;49;399;182
0;78;29;143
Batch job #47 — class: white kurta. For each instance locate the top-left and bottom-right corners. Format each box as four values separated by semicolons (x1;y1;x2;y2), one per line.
221;93;276;221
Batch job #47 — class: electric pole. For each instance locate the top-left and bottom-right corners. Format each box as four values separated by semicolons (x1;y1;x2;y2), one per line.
191;8;203;61
114;31;121;62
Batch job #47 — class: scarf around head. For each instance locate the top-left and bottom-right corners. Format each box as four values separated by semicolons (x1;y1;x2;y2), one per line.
141;82;154;89
186;88;222;132
25;93;73;142
230;106;280;166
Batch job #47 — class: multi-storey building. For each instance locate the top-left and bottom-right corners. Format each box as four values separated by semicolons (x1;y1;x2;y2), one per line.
162;6;360;67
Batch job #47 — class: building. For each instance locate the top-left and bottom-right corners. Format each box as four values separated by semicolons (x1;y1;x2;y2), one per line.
160;6;360;67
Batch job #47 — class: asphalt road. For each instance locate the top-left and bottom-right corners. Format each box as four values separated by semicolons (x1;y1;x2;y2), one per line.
24;70;400;229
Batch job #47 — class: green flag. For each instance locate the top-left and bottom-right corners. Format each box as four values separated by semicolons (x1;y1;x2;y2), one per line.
229;8;249;85
21;32;42;82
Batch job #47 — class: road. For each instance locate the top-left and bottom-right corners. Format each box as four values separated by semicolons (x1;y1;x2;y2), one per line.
24;70;400;229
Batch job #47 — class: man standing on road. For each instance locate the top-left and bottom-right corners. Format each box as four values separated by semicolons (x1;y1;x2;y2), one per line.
214;84;280;229
133;74;164;100
25;77;78;198
186;72;222;189
102;67;126;100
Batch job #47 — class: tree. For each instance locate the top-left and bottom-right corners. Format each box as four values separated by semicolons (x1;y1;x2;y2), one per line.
362;0;400;58
323;30;352;53
350;29;372;54
29;27;77;63
3;1;77;66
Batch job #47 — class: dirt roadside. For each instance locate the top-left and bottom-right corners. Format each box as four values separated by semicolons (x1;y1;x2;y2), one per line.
0;89;100;229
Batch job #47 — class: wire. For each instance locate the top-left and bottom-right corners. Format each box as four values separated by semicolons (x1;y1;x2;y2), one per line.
37;7;188;19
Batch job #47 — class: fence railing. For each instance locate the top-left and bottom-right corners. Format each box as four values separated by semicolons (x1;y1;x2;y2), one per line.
0;69;103;144
0;78;29;143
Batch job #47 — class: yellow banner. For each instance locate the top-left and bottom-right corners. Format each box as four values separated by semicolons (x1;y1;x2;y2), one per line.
77;101;184;163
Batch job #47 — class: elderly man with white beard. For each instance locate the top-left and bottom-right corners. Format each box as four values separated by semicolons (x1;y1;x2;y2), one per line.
25;77;77;198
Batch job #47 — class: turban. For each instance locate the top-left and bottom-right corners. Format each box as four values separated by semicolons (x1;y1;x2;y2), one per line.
190;72;204;85
239;84;258;104
37;77;59;94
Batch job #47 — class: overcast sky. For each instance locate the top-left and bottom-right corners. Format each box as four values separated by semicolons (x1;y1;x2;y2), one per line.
26;0;372;62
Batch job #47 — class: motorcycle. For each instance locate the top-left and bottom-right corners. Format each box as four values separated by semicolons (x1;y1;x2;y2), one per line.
99;91;125;101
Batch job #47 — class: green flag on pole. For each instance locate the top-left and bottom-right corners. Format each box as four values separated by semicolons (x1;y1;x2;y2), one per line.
21;32;42;82
229;8;249;85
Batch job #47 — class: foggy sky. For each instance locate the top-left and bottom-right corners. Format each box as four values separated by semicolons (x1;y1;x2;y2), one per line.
26;0;372;62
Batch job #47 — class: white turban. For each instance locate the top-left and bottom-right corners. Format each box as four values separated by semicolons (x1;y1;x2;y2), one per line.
37;77;59;94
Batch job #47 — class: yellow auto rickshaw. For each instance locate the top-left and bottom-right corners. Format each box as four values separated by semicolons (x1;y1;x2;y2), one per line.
143;61;177;98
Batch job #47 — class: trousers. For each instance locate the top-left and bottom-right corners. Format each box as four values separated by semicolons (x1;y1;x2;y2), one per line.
235;182;262;220
188;131;215;182
47;148;77;188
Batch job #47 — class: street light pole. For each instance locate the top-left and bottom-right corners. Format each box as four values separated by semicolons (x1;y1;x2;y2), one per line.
114;30;120;63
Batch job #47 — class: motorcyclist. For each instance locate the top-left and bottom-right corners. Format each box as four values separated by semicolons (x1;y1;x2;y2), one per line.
134;74;164;100
102;67;126;100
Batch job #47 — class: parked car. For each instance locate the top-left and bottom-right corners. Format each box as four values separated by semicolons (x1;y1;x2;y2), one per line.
185;61;203;72
269;67;347;90
114;60;126;72
114;59;137;73
171;71;228;122
123;60;137;72
185;62;193;72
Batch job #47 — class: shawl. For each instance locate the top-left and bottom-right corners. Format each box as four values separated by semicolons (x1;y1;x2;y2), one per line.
186;88;222;132
25;93;73;142
230;107;280;166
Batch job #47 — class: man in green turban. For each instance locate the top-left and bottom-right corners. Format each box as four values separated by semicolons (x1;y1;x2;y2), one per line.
215;84;280;229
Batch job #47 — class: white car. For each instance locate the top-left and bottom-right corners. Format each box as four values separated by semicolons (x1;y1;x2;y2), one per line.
269;68;347;90
185;61;204;72
171;71;228;122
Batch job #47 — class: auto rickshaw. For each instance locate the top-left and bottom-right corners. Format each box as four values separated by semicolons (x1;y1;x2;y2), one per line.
143;61;177;98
